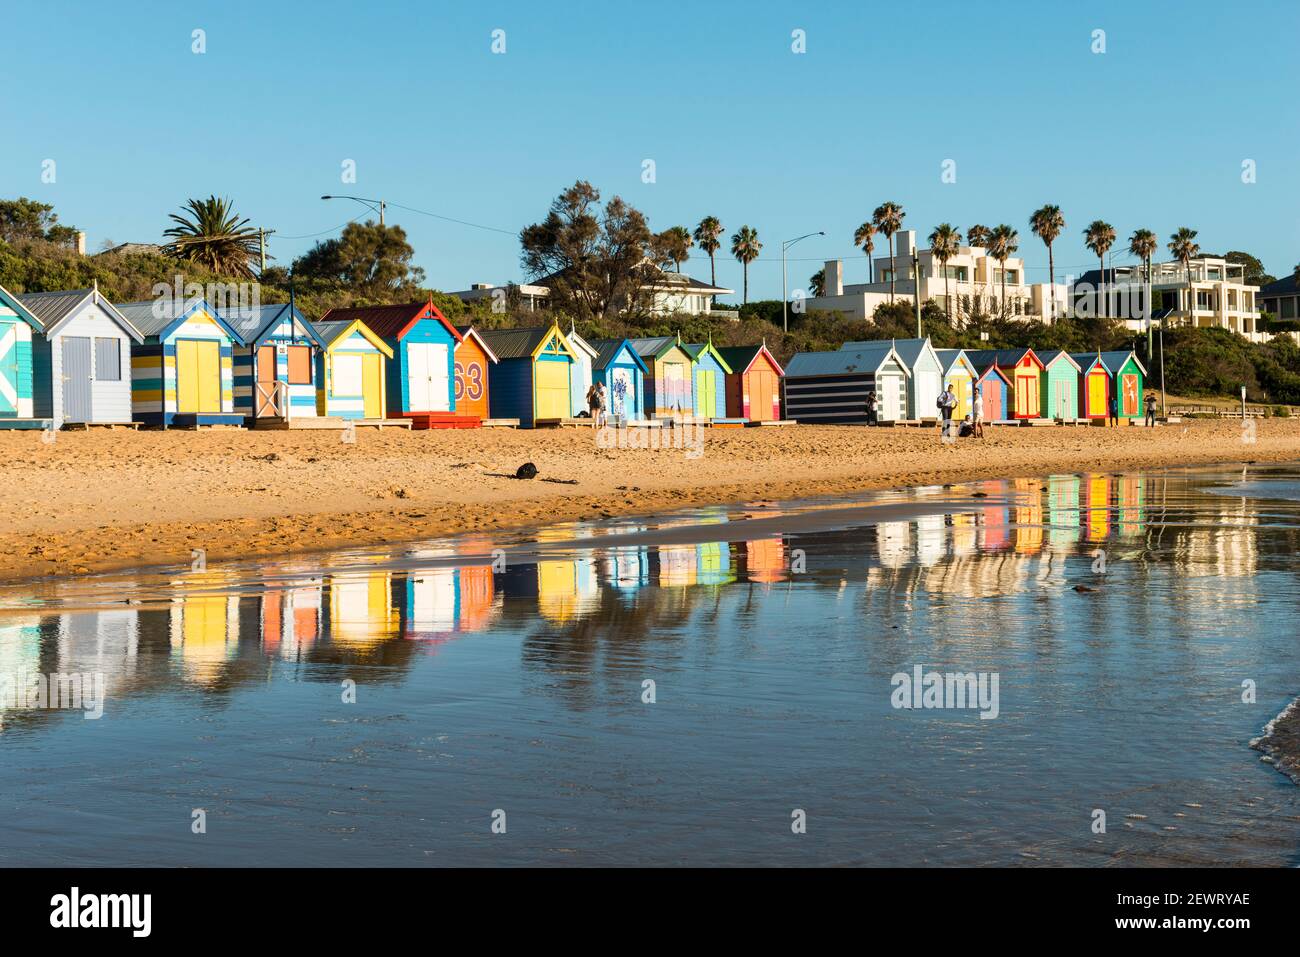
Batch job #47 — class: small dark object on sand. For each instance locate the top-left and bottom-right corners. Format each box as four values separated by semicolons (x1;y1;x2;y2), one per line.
540;477;577;485
1073;584;1097;593
515;462;538;480
972;491;988;498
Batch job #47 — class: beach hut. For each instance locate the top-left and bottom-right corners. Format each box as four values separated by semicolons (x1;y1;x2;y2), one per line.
716;343;785;423
884;338;944;421
629;336;695;417
782;341;908;424
478;324;579;427
225;300;326;423
16;285;143;428
682;340;733;420
1037;349;1082;422
564;323;599;417
965;348;1045;419
1103;350;1147;420
973;362;1012;422
318;300;462;422
1070;352;1112;420
311;317;394;419
451;325;498;422
115;297;244;427
934;348;978;420
589;338;647;424
0;284;45;429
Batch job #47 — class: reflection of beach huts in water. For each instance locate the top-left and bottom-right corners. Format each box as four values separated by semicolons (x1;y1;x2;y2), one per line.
1117;476;1144;536
169;577;240;685
745;538;786;582
402;565;500;637
1012;479;1044;553
18;286;144;428
916;513;945;566
783;341;908;423
657;545;698;587
974;362;1011;422
682;341;732;420
1086;474;1110;541
847;337;941;422
716;343;785;423
1046;474;1081;547
696;541;735;585
605;545;651;590
588;338;647;424
965;348;1044;420
1037;350;1081;422
259;582;322;659
226;301;326;423
479;325;579;427
117;297;244;427
312;318;393;419
875;521;912;568
934;349;977;420
328;571;400;647
450;326;498;423
537;558;600;622
0;284;43;429
629;336;694;418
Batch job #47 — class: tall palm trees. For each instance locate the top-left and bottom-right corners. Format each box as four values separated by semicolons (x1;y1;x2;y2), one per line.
1029;205;1065;319
163;195;261;277
928;223;962;324
693;216;725;296
872;202;905;303
1084;220;1117;317
853;221;877;283
1128;228;1158;336
730;226;762;305
1169;227;1200;326
986;224;1018;318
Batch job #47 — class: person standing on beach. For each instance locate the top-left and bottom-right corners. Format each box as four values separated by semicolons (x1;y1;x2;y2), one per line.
937;385;956;440
865;389;877;426
1107;391;1119;428
1144;390;1158;427
587;382;606;429
971;382;985;439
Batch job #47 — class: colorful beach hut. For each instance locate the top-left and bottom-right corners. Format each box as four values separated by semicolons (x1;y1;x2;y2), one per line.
1104;350;1146;420
17;285;143;428
0;284;44;429
115;297;244;427
881;338;943;421
965;348;1044;419
478;324;579;427
716;343;785;422
451;325;498;422
973;362;1012;423
311;318;393;419
226;301;325;423
1070;352;1112;420
682;340;733;420
589;338;647;424
318;300;462;421
629;336;695;417
1037;349;1081;422
565;323;598;417
934;348;977;420
783;341;908;423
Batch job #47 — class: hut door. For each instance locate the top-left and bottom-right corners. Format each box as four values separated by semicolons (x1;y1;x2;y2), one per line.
176;339;221;414
62;336;94;423
696;369;716;418
0;320;16;414
1015;376;1034;417
535;359;569;419
362;354;383;418
1121;374;1139;415
610;367;633;420
981;379;999;421
407;342;449;412
255;345;281;416
1088;372;1107;417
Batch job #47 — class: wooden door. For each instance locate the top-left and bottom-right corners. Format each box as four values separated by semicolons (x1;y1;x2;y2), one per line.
535;359;569;419
362;354;383;418
1121;374;1139;416
696;368;715;418
0;321;16;415
61;336;93;422
1087;371;1107;417
177;339;221;414
255;345;279;416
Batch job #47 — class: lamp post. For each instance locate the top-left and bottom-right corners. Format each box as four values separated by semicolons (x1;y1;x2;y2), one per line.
782;231;824;333
321;194;385;226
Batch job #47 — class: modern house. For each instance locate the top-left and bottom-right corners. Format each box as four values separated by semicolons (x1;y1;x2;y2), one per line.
1257;274;1299;323
452;267;737;320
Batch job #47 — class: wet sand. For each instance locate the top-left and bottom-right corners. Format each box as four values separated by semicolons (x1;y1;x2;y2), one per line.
2;417;1298;582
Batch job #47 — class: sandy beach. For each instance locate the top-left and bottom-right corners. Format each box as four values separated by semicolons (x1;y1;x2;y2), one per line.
2;417;1297;583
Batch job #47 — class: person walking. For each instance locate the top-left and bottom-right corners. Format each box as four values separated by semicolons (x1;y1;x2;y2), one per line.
971;381;985;439
1144;390;1158;427
937;385;956;441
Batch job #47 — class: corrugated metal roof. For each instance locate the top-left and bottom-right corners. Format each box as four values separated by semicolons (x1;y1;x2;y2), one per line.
14;289;92;326
964;348;1035;372
627;336;678;360
476;326;554;360
588;338;644;372
1068;351;1141;374
933;348;973;376
715;344;760;372
319;301;460;341
115;298;229;338
785;342;901;378
313;319;357;347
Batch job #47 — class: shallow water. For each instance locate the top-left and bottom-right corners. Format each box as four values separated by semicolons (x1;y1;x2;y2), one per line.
1;464;1298;867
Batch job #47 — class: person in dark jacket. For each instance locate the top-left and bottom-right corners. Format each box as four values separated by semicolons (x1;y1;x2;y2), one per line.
1107;391;1119;427
865;389;877;425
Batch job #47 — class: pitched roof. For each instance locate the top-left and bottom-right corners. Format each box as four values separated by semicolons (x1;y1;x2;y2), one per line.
453;325;499;363
0;283;44;329
1259;274;1299;296
15;288;144;342
588;338;648;373
311;318;395;357
963;348;1040;372
114;297;241;340
627;336;683;361
933;348;975;377
682;342;733;373
476;326;566;360
715;344;784;377
317;300;461;342
1036;348;1080;371
785;342;904;378
222;301;325;348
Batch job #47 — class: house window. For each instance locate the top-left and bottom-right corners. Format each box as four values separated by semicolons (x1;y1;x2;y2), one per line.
1283;298;1297;319
94;338;121;381
286;345;313;384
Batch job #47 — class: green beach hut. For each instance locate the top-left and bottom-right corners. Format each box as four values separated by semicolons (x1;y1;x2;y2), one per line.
1038;350;1082;422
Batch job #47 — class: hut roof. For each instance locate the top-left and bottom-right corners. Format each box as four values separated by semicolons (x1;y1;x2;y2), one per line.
318;300;461;343
963;347;1042;372
682;341;734;374
716;343;784;377
14;287;142;341
114;297;242;341
221;301;325;348
311;318;394;357
785;341;904;378
476;325;576;361
627;335;684;361
588;338;648;373
453;325;499;363
1036;348;1081;372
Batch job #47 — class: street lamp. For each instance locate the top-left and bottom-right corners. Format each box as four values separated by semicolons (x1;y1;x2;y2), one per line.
782;230;824;333
321;194;386;226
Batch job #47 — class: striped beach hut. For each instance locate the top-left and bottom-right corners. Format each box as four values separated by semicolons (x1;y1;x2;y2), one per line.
565;323;599;417
682;340;732;420
478;324;579;427
589;338;647;424
1070;352;1112;420
319;300;462;421
934;348;978;420
629;336;695;417
0;284;44;429
115;297;244;427
966;348;1044;419
1038;349;1081;422
973;361;1012;422
451;325;498;422
226;300;325;423
716;343;785;422
312;318;393;419
783;341;908;424
17;285;143;428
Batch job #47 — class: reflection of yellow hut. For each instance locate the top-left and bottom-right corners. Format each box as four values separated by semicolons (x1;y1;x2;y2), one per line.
536;558;600;623
170;577;239;686
1086;474;1110;542
949;513;977;555
329;571;399;647
746;538;786;583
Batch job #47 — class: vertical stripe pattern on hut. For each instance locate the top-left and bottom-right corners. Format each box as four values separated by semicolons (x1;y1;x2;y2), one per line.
0;285;39;422
311;319;394;420
716;344;785;422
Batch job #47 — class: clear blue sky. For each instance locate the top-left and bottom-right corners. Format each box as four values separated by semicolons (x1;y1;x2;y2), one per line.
3;0;1298;300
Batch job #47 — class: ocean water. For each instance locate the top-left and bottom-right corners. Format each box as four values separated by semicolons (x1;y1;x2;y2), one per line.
0;464;1297;867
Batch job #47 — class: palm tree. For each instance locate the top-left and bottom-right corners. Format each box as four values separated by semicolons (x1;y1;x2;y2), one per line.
928;223;962;324
693;216;725;297
730;226;762;304
1168;227;1201;326
1084;220;1117;317
661;225;693;272
872;202;905;302
163;195;261;278
1128;228;1158;326
986;225;1018;318
1029;205;1065;319
853;221;877;283
809;268;825;298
